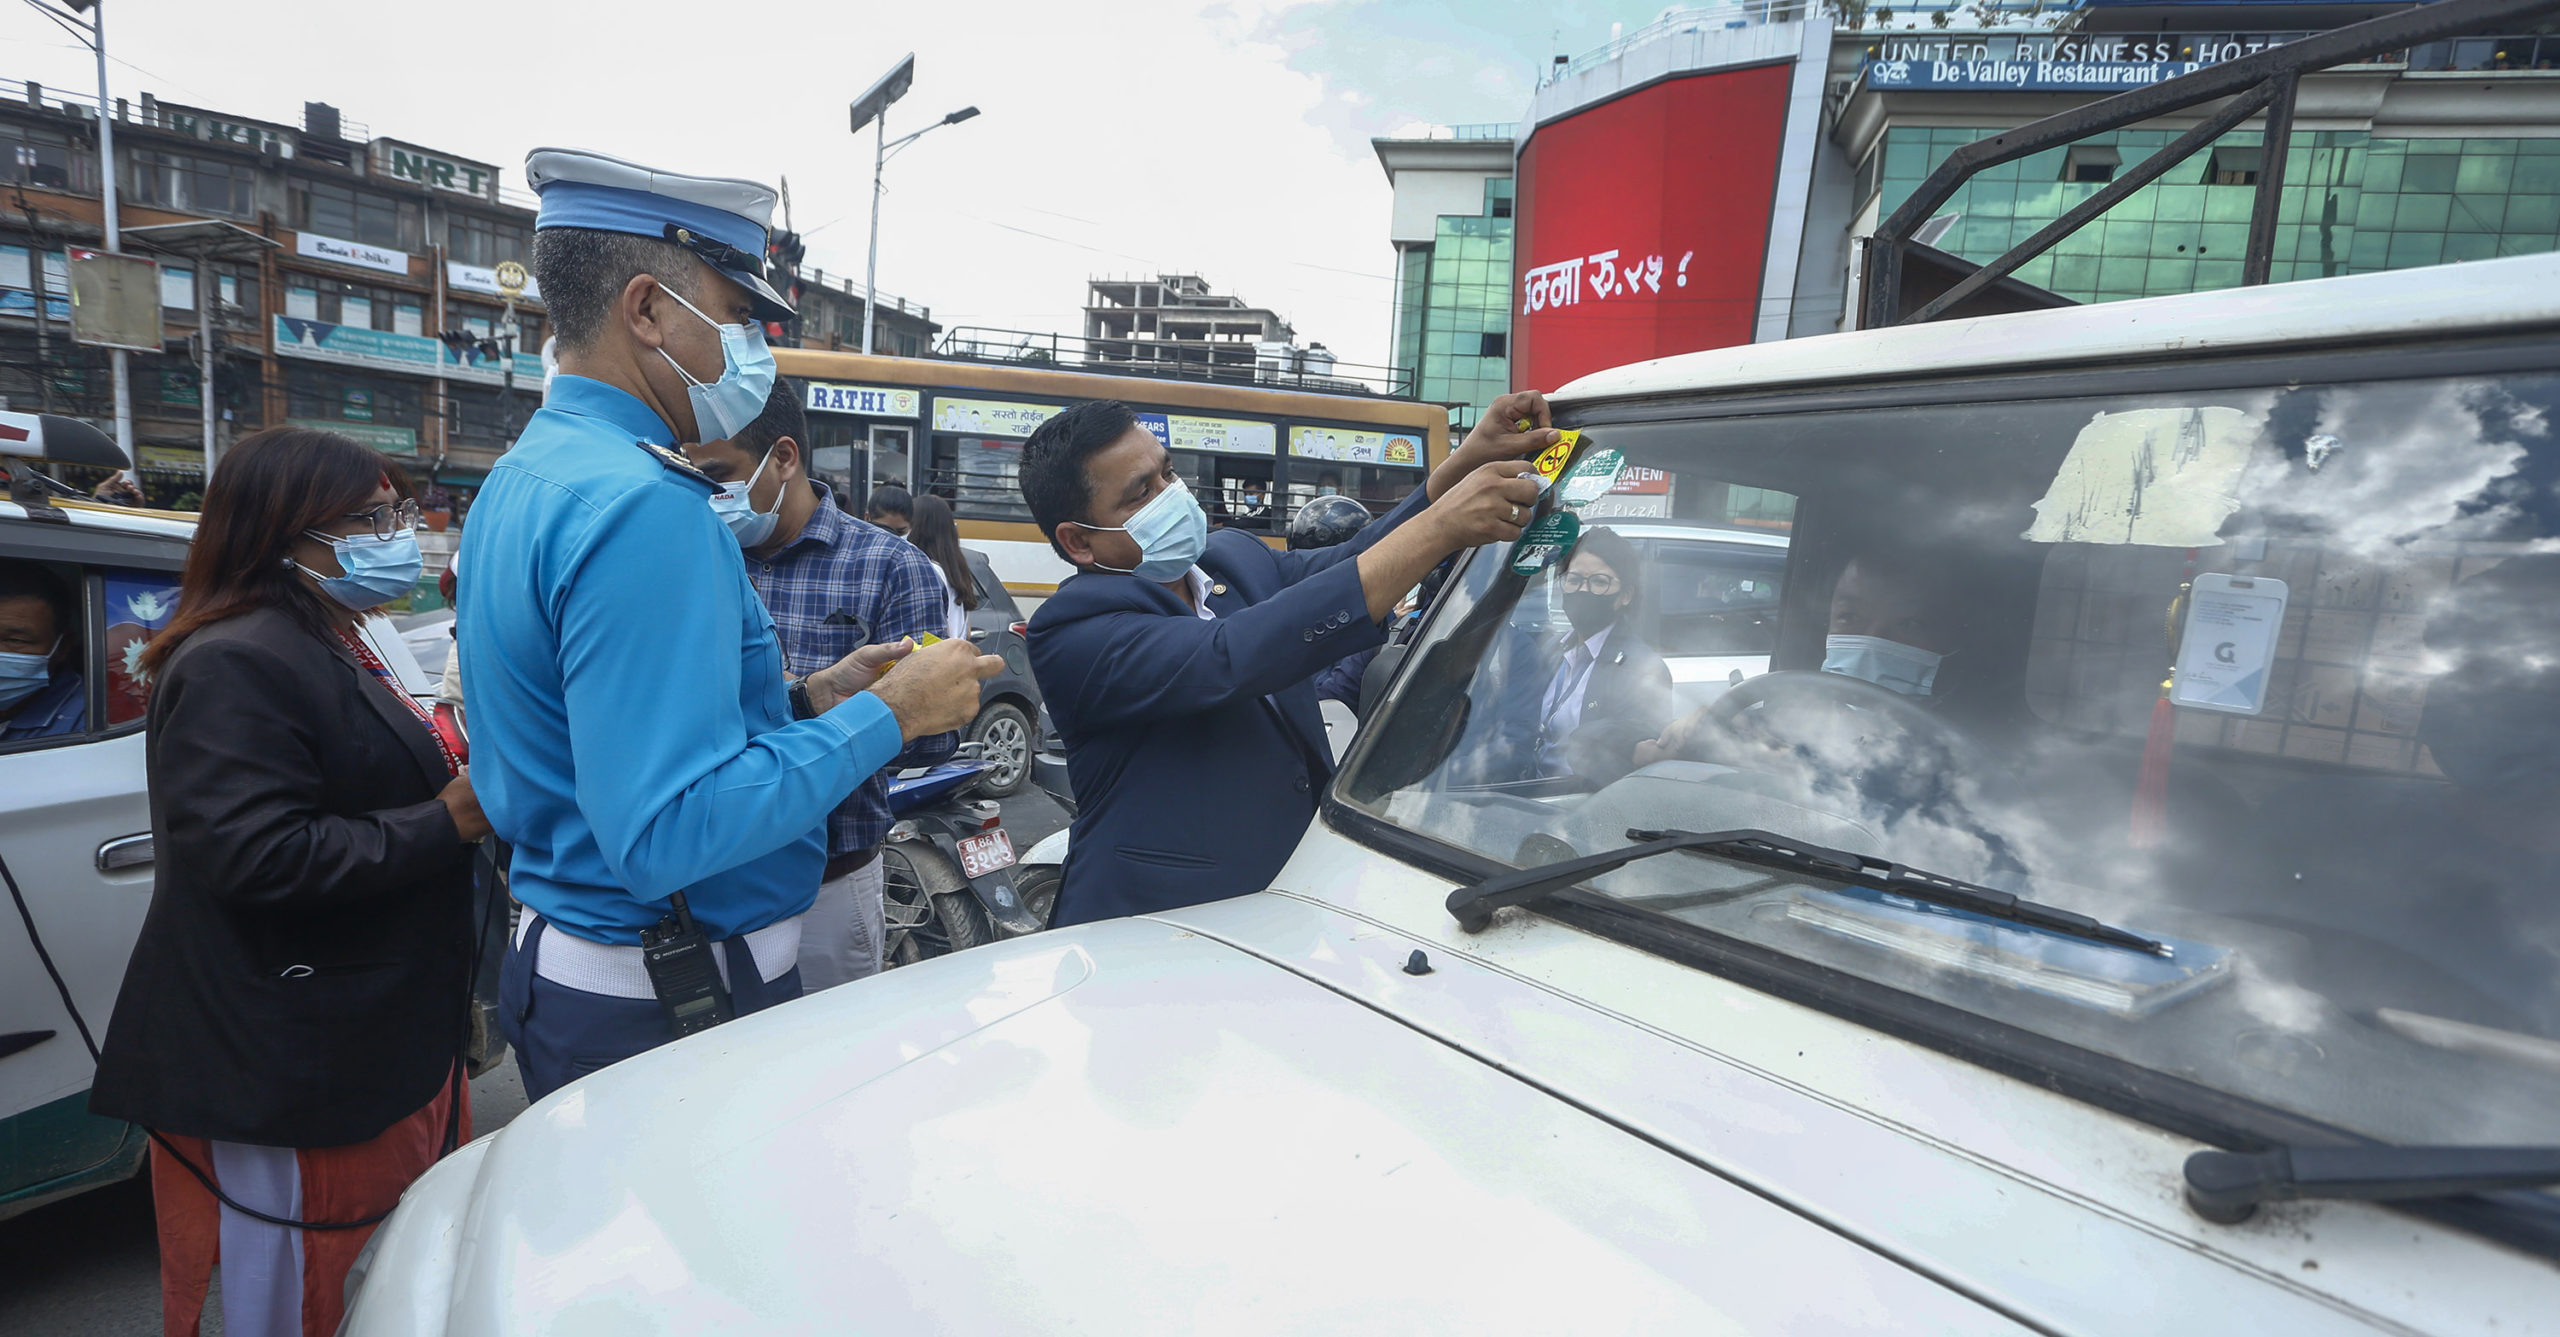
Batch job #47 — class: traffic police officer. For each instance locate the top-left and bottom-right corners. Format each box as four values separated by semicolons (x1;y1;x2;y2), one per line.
458;148;996;1100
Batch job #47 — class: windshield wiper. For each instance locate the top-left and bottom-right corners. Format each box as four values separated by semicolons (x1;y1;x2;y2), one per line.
2184;1145;2560;1223
1445;826;2170;957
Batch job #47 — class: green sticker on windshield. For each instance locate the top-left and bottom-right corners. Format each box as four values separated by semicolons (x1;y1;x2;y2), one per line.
1508;509;1581;577
1555;447;1626;507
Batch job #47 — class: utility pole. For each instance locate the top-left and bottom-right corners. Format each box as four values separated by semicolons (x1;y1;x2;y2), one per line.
81;0;136;479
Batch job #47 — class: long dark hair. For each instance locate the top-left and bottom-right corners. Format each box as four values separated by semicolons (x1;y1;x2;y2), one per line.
908;492;980;611
145;428;392;674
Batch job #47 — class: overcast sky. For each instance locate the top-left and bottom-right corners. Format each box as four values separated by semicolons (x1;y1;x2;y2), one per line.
4;0;1676;370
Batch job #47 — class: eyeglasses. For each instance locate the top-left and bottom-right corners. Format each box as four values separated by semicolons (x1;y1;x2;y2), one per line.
338;499;422;540
1559;573;1621;595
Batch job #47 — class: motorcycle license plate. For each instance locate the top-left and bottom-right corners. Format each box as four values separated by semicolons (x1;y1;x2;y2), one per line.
958;830;1016;878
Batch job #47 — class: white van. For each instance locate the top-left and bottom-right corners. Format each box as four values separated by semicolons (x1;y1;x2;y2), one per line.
344;253;2560;1334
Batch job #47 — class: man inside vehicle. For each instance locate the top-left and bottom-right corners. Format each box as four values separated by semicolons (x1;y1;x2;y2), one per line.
1635;550;1959;769
1021;392;1554;928
0;560;83;741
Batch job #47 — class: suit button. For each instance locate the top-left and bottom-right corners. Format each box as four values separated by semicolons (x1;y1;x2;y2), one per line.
1294;776;1311;794
1302;629;1315;641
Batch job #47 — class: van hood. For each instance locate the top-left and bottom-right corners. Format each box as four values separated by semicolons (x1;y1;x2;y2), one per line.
350;918;2017;1335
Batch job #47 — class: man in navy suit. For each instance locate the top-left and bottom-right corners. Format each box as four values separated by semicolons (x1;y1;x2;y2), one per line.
1022;393;1556;927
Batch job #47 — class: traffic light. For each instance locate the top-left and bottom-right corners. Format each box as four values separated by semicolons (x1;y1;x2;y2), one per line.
765;229;807;343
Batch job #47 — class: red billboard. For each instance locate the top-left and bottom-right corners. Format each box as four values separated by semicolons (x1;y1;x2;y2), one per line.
1513;64;1795;393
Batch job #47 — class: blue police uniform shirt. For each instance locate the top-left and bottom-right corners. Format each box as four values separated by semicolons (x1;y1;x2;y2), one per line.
456;374;902;944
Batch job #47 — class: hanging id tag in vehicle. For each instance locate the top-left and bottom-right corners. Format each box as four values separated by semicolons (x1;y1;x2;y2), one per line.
2171;574;2289;716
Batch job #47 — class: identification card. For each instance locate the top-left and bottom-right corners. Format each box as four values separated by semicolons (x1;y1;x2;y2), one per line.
2170;574;2289;716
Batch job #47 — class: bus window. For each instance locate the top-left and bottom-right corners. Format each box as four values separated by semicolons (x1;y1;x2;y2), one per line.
801;417;867;510
871;427;912;495
1284;461;1423;521
928;435;1032;519
1208;463;1279;535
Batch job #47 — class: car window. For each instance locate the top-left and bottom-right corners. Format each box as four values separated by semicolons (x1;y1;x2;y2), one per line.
1343;367;2560;1160
0;559;177;751
965;550;1020;621
1643;539;1787;658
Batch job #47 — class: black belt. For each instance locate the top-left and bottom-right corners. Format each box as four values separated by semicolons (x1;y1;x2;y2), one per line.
825;847;881;881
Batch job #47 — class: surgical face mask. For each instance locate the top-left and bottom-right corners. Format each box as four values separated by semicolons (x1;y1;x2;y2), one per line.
1085;481;1208;582
0;639;57;711
709;448;779;548
655;282;776;440
1823;634;1942;697
1560;591;1620;639
292;528;424;611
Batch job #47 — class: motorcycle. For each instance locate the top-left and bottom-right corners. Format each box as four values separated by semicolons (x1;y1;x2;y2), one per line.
880;748;1052;967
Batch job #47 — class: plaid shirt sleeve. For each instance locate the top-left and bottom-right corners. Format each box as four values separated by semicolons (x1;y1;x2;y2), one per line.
877;545;962;769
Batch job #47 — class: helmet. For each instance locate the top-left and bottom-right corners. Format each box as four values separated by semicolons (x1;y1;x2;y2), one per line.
1288;494;1372;551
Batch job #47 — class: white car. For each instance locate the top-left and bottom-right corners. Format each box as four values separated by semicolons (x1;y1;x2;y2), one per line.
0;487;445;1221
347;253;2560;1334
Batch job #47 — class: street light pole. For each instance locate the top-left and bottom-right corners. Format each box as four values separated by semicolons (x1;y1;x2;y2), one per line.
860;106;982;358
862;111;886;356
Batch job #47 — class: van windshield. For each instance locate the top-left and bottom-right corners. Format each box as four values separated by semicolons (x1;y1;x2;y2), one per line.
1343;369;2560;1152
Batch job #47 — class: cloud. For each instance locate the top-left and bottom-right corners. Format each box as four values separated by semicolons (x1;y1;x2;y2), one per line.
10;0;1590;367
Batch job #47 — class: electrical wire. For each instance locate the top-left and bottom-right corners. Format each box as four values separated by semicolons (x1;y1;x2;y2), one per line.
1;826;497;1231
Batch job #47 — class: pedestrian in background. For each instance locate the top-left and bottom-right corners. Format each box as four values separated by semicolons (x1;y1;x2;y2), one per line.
906;491;980;642
456;149;997;1101
89;427;489;1337
686;377;958;988
866;483;915;539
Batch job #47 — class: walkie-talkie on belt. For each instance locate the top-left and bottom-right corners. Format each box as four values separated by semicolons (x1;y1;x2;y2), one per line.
639;892;734;1036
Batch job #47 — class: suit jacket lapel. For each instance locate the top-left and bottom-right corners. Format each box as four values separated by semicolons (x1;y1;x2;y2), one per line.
324;630;449;792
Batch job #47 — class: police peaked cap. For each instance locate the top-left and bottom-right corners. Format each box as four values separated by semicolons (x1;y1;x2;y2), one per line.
525;147;796;322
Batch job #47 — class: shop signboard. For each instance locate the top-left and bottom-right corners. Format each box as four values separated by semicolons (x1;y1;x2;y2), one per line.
932;397;1061;439
805;382;921;418
441;343;546;389
288;418;418;455
154;101;295;157
296;232;412;277
138;445;204;476
1860;33;2329;91
446;261;542;302
1288;425;1425;467
1513;63;1794;392
375;140;502;203
276;314;444;376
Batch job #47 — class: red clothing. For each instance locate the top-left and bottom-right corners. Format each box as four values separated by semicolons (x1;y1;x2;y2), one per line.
149;1079;470;1337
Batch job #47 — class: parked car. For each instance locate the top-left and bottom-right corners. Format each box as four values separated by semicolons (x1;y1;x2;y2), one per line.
346;254;2560;1334
959;547;1041;797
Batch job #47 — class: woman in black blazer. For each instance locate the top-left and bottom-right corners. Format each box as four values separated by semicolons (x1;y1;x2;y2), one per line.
88;427;488;1337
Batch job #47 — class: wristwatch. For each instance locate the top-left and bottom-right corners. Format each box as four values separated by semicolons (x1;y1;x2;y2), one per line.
787;676;817;721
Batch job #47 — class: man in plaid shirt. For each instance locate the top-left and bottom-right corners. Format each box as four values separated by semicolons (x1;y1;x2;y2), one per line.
688;377;959;985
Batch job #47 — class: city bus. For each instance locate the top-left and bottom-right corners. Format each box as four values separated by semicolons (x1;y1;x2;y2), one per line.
770;347;1451;596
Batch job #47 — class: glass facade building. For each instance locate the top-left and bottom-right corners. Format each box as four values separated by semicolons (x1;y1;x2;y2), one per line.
1391;178;1514;430
1871;127;2560;303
